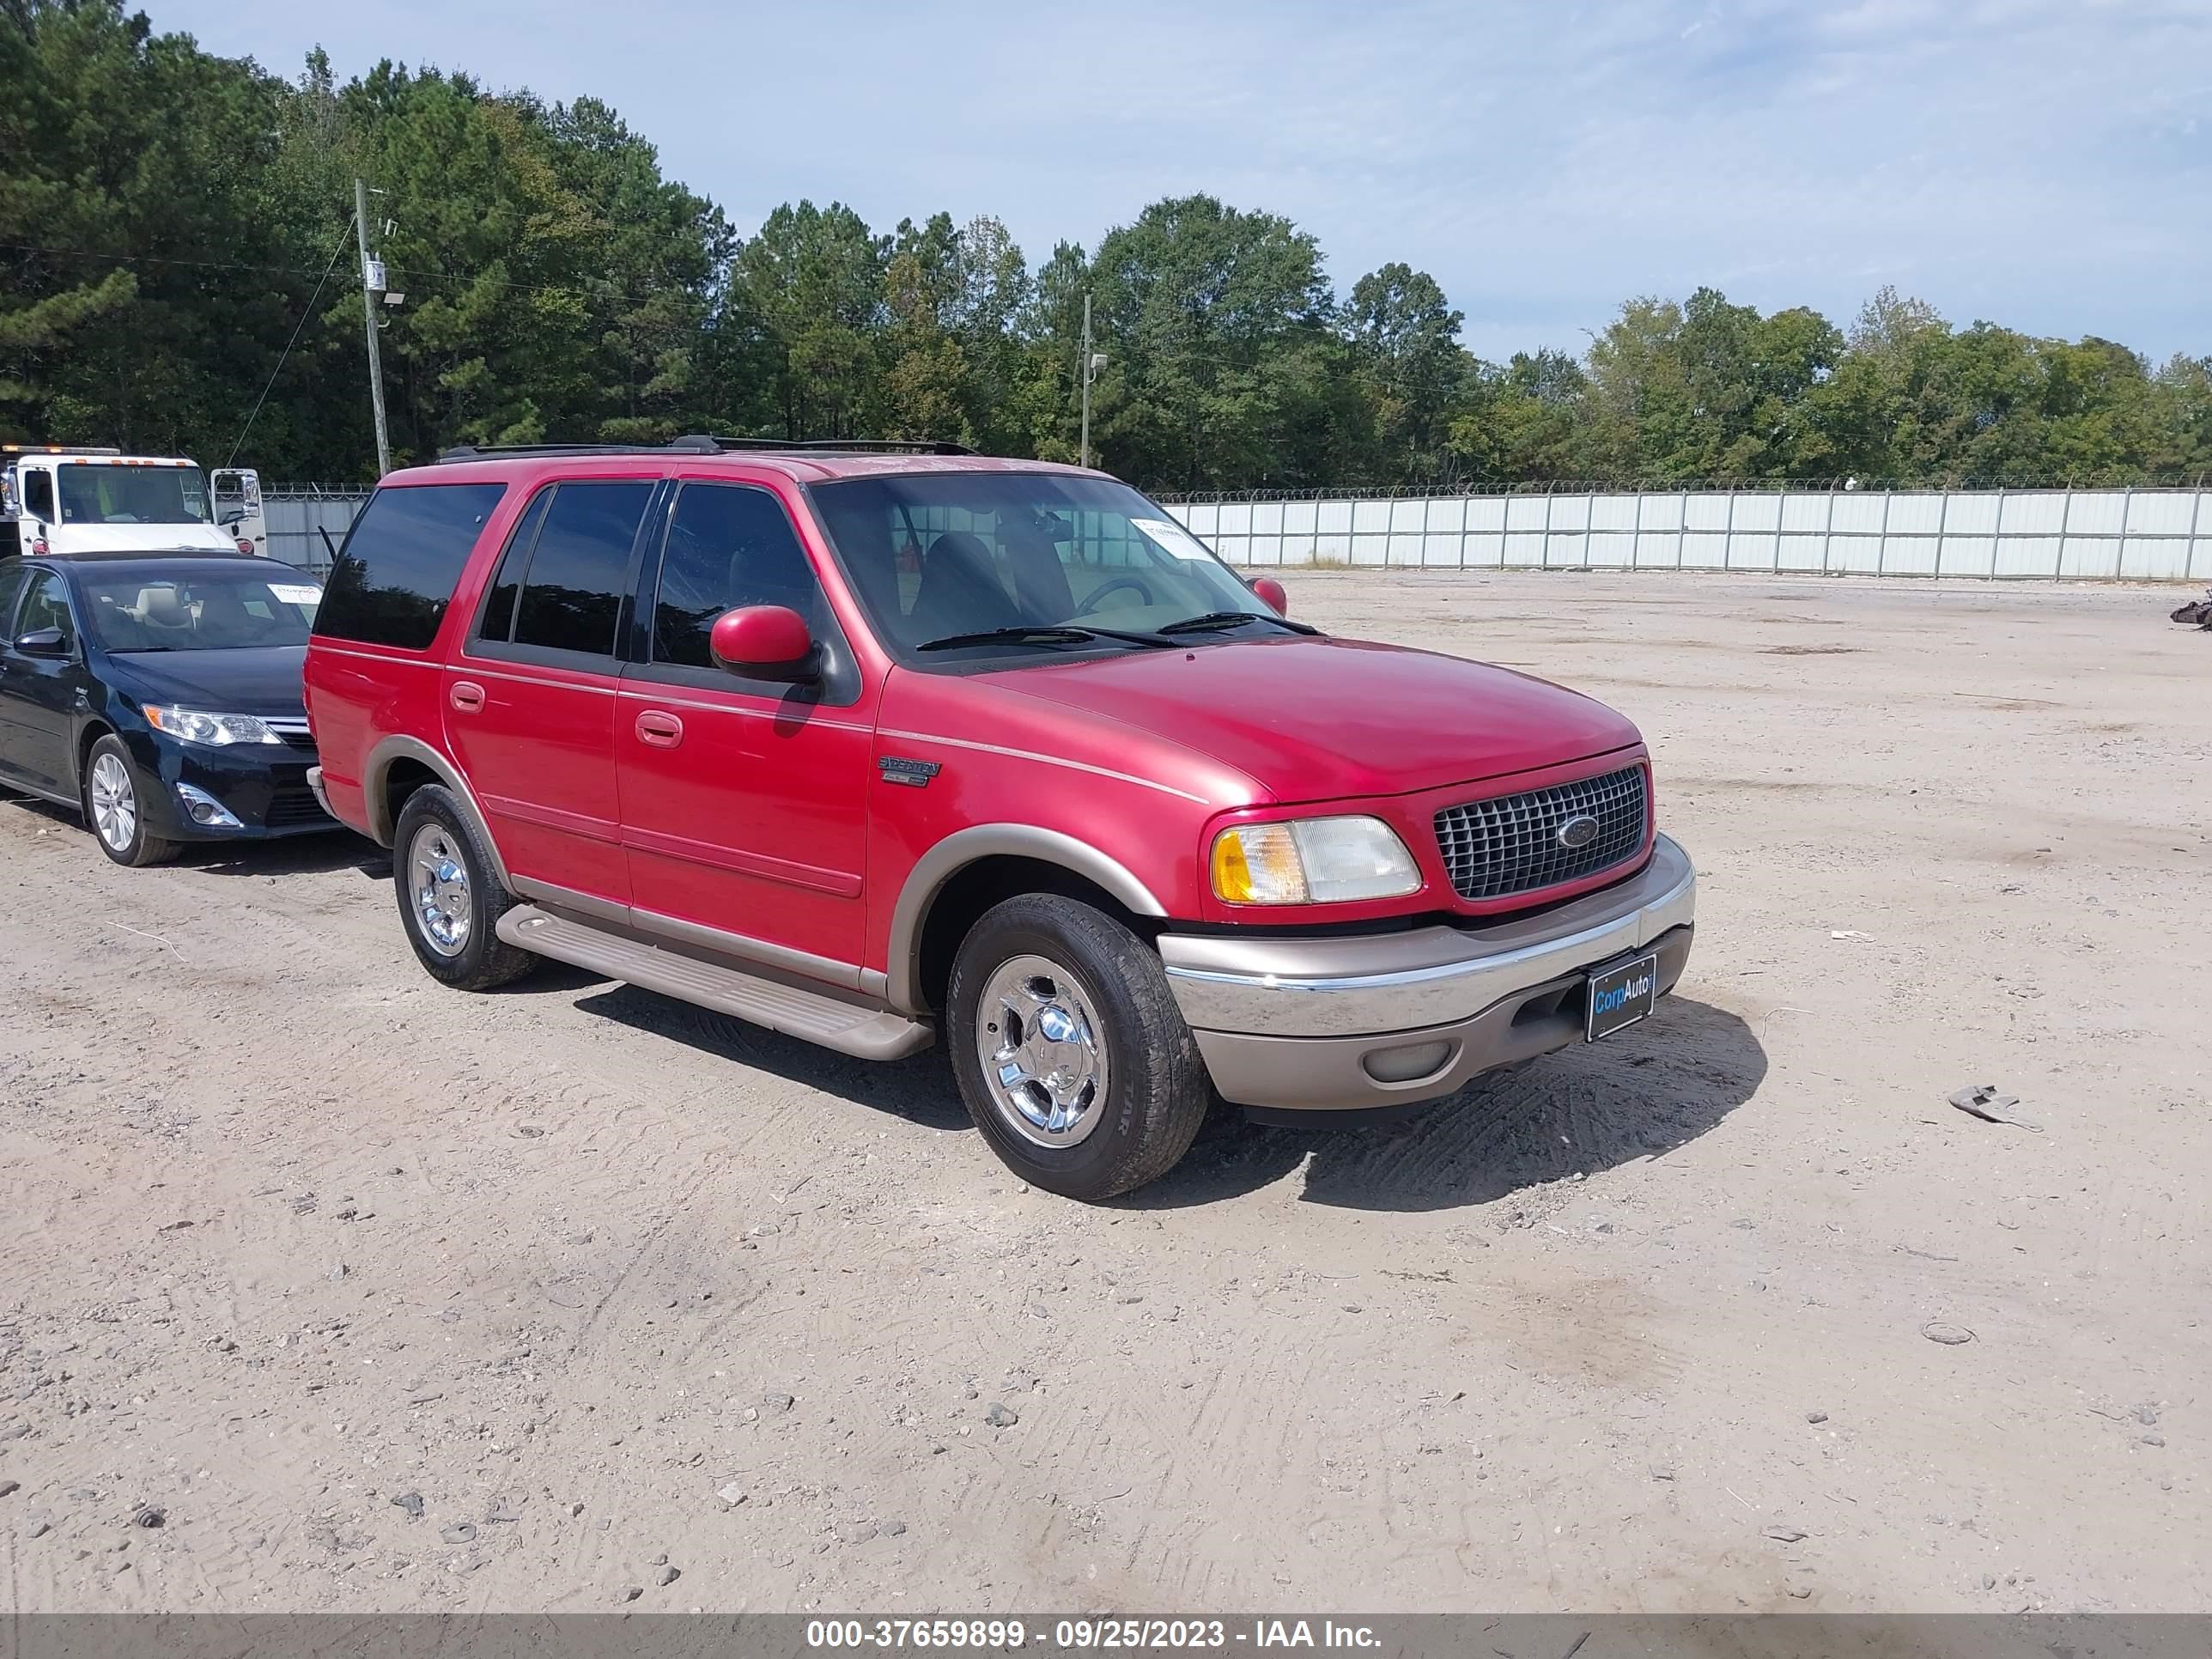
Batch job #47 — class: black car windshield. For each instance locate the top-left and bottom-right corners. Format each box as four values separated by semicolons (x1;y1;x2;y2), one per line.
78;569;322;652
58;464;211;526
807;473;1273;659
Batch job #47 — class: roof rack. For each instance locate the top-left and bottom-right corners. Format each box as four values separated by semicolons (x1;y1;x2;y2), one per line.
436;439;717;461
436;434;975;463
681;436;977;456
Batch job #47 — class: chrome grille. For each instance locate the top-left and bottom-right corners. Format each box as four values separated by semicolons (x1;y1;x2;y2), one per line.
1434;765;1648;902
263;715;318;752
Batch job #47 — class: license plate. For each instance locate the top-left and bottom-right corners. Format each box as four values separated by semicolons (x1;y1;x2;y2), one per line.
1585;951;1659;1042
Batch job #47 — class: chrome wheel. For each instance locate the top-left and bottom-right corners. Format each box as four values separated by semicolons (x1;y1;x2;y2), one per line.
89;752;137;852
407;822;472;957
975;954;1110;1148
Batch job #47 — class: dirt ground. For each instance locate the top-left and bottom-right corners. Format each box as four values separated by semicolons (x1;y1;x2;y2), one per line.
1;570;2206;1615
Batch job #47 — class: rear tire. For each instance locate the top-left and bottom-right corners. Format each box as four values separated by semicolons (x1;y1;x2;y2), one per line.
392;784;535;990
82;736;179;867
947;894;1211;1201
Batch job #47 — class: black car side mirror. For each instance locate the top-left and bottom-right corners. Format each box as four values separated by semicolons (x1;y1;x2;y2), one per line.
13;627;71;659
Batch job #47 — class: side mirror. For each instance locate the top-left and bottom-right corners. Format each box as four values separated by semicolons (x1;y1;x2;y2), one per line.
1249;576;1289;617
14;627;70;659
709;605;816;677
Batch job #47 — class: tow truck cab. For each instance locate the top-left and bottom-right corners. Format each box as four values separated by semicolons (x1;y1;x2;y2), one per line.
2;445;260;560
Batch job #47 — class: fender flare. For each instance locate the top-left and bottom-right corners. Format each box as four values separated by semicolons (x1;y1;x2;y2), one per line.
884;823;1168;1015
362;734;514;891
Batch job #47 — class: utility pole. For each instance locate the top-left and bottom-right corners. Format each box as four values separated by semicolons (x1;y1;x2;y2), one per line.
355;179;392;477
1079;291;1093;470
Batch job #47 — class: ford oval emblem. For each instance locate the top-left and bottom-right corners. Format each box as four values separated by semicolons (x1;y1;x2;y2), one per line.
1556;812;1601;850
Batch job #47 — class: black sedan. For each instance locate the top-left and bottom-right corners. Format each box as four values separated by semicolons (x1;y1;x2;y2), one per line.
0;554;340;865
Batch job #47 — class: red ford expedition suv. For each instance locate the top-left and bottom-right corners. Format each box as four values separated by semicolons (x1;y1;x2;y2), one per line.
304;438;1694;1200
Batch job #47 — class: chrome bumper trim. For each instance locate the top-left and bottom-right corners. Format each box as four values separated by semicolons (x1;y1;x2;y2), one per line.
1190;924;1694;1112
1161;834;1696;1040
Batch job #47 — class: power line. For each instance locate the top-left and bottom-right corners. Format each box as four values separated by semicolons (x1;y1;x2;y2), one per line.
225;214;356;468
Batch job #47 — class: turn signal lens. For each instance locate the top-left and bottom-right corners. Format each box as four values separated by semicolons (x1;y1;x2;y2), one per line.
1210;816;1422;906
1212;823;1308;905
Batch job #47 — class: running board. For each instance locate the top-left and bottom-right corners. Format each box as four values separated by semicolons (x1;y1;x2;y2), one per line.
495;905;933;1061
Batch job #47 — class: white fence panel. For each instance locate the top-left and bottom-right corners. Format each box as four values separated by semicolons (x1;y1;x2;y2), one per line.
271;486;2212;586
263;494;366;576
1158;487;2212;582
2060;492;2126;578
2124;491;2197;580
1422;496;1465;565
1503;495;1547;566
1940;493;2002;578
1462;495;1506;566
1637;494;1685;568
1777;493;1828;571
1680;495;1730;568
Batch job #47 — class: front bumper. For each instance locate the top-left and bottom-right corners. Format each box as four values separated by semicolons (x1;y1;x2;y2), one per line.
1161;834;1697;1112
131;732;339;842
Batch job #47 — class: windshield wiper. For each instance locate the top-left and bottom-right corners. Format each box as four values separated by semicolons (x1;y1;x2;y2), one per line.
916;624;1173;653
1157;610;1320;637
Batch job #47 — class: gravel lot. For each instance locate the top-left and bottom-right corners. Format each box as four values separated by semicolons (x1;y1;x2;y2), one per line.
1;570;2205;1614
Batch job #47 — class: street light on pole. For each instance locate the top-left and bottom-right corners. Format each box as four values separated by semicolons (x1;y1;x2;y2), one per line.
1079;292;1105;471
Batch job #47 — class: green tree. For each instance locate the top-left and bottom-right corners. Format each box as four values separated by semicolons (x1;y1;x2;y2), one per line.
0;0;295;455
1342;262;1469;483
725;200;887;440
1449;349;1596;482
1087;194;1345;490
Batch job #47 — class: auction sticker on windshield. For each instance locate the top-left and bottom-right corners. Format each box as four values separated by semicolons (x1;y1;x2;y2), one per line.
1131;517;1213;561
269;584;322;606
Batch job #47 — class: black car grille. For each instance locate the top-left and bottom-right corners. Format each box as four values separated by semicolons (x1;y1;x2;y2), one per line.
264;787;334;830
1433;764;1648;902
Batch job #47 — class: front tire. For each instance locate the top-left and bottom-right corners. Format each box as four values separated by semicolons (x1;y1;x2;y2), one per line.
392;784;536;990
83;736;179;867
947;894;1212;1201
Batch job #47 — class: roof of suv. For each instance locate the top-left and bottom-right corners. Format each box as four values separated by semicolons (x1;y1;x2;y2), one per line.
396;447;1103;488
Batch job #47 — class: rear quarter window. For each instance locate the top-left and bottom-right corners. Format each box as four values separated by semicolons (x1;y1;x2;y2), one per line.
313;482;507;650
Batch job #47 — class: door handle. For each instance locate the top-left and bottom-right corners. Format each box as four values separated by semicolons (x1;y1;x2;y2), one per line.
635;710;684;748
449;681;485;714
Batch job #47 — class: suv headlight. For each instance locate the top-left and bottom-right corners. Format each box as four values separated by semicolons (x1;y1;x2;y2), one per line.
1210;816;1422;905
142;704;284;745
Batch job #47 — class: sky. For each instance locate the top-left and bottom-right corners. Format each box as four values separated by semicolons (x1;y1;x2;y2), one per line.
154;0;2212;364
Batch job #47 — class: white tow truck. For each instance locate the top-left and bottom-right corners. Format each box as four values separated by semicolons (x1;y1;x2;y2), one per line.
1;445;265;561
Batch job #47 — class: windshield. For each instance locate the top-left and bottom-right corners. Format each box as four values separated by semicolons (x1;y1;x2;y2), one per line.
807;473;1271;659
78;569;322;652
58;464;210;526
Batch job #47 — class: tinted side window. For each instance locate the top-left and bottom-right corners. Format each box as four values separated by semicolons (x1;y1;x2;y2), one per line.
0;565;27;630
314;483;507;650
478;484;555;644
512;482;653;658
16;571;76;649
22;471;54;522
652;484;823;668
